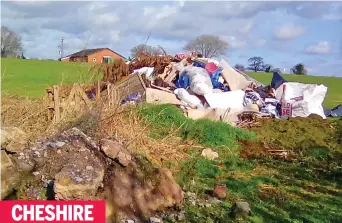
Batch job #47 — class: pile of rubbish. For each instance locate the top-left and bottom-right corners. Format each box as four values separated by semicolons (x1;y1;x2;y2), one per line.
113;54;332;126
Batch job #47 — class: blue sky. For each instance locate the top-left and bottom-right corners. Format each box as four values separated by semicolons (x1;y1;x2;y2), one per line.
1;1;342;76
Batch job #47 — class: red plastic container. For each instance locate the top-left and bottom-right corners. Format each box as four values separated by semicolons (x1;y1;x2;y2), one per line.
205;62;218;74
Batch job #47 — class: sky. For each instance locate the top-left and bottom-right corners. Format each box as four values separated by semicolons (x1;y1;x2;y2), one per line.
1;1;342;76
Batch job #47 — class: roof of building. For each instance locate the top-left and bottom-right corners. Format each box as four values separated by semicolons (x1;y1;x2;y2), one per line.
62;48;126;59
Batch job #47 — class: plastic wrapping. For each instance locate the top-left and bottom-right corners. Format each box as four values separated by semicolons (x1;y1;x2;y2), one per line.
271;72;287;90
176;63;213;95
243;92;263;107
325;105;342;117
204;90;245;109
174;88;203;108
133;67;154;80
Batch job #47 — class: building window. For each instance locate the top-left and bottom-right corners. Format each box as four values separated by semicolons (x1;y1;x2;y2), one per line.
103;56;112;64
93;58;96;62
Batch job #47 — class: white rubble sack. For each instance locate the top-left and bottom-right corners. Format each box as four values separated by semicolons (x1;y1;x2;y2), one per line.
175;63;213;95
174;88;203;108
204;90;245;110
275;82;328;119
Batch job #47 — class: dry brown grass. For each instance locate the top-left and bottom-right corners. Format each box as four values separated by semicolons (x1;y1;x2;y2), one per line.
1;94;190;173
97;106;190;172
1;96;51;141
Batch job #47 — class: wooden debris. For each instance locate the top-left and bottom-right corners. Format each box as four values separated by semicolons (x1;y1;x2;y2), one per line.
146;88;182;105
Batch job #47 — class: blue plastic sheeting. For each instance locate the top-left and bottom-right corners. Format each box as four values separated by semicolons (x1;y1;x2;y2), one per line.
175;74;190;89
325;105;342;117
192;61;206;69
210;68;229;91
271;72;287;90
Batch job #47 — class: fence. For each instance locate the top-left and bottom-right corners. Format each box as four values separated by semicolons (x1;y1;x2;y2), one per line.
46;73;146;123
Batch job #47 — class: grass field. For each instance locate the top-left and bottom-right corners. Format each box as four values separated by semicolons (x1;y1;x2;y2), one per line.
139;104;342;223
1;58;96;98
1;58;341;108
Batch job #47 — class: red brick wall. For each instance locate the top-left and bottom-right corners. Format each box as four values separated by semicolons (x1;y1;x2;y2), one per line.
87;49;124;64
61;49;124;63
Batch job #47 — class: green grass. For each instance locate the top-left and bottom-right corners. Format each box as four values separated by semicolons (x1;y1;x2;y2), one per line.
1;58;98;98
138;105;341;222
248;72;342;108
1;58;341;108
139;104;256;149
177;118;342;223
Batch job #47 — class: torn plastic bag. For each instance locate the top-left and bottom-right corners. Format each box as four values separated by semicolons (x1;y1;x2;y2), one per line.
260;98;281;118
275;82;327;119
271;72;287;90
210;68;223;88
175;75;190;89
330;104;342;117
324;107;332;117
177;64;213;95
261;104;280;118
121;93;142;105
243;92;263;107
133;67;154;81
174;88;203;108
204;90;245;110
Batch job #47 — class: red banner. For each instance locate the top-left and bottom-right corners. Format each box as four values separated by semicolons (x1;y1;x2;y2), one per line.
0;201;106;223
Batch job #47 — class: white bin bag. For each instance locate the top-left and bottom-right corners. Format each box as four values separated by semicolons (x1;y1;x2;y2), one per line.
204;90;245;110
275;82;328;119
174;88;203;108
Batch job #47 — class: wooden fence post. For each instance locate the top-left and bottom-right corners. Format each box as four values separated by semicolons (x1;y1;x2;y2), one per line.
53;85;60;123
96;80;101;100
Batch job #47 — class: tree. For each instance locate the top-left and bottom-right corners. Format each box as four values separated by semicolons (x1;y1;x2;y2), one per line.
248;57;264;72
183;34;228;58
130;44;163;58
290;63;307;75
263;64;273;72
234;64;245;72
1;26;23;58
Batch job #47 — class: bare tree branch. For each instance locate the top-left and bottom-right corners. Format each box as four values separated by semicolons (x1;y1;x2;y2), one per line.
183;34;228;58
1;26;23;58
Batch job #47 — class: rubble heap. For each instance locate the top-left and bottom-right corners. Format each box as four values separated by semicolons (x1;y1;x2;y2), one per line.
104;53;329;126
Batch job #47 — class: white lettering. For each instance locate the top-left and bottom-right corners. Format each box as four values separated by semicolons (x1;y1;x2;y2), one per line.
74;205;84;221
12;205;23;221
23;205;35;221
84;205;94;221
35;205;44;221
56;205;67;221
68;204;73;221
45;205;55;221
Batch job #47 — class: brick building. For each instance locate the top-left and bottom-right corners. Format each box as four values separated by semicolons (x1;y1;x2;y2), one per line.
61;48;125;64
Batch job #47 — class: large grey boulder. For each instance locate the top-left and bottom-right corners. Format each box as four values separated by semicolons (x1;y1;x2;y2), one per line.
1;150;20;199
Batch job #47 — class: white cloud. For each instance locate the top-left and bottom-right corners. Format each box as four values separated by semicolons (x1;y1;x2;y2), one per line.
1;1;341;63
274;23;306;40
94;13;120;26
221;36;247;49
144;5;178;20
238;21;254;34
304;41;331;55
255;39;267;47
